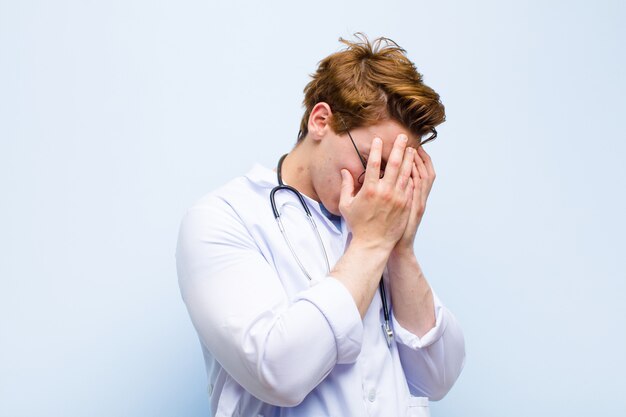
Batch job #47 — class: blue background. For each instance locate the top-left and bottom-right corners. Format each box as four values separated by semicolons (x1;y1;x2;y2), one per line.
1;1;625;416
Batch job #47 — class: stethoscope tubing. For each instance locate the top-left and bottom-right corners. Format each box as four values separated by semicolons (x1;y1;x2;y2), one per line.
270;154;394;346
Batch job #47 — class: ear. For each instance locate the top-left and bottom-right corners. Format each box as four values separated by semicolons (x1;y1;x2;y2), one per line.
307;102;333;141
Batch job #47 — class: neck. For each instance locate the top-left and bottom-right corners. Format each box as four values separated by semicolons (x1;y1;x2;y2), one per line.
280;140;319;202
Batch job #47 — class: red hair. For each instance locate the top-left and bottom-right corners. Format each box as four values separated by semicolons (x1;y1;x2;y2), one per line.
298;33;445;142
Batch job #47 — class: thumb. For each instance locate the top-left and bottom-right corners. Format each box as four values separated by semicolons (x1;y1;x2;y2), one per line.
339;169;355;203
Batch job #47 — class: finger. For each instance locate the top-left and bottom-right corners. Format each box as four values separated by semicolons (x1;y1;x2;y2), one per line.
363;137;383;185
417;146;435;178
396;147;414;190
413;163;428;209
412;163;423;199
382;134;409;185
339;169;355;203
414;147;429;180
415;150;434;197
404;175;415;208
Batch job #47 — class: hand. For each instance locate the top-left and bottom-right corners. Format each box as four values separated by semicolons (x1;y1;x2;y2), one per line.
338;135;416;252
392;146;436;255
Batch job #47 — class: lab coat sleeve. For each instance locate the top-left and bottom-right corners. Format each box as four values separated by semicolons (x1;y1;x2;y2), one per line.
392;292;466;401
176;197;363;407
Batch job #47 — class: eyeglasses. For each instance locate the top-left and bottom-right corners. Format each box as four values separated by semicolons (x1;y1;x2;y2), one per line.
344;126;437;185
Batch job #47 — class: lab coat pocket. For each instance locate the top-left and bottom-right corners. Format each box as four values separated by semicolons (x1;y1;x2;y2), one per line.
406;396;430;417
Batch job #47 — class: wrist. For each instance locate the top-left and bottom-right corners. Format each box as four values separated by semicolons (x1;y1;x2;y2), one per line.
348;237;394;262
389;244;416;263
349;235;395;255
387;247;419;278
331;236;393;318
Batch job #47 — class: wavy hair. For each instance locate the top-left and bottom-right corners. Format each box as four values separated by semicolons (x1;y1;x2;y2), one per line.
298;33;445;142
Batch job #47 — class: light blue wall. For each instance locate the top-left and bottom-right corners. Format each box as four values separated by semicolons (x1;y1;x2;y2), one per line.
1;1;625;416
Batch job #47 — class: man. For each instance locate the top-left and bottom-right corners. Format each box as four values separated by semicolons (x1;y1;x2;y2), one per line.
176;34;465;417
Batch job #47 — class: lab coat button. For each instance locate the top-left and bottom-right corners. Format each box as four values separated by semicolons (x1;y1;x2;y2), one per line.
368;389;376;402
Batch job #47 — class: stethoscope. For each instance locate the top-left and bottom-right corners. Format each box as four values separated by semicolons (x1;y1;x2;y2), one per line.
270;154;394;347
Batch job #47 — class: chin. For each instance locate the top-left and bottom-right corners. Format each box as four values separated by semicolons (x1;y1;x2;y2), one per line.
319;190;342;217
324;200;342;217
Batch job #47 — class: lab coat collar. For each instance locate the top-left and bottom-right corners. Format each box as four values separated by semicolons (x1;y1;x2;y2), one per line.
244;163;343;235
245;163;279;189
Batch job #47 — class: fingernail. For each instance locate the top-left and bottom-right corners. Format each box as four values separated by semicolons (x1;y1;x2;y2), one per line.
374;137;382;145
400;135;408;142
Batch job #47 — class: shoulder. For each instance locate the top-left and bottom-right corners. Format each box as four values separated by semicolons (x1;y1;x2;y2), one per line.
190;164;275;217
178;164;277;240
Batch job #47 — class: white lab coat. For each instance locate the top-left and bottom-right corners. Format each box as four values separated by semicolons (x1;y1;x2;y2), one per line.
176;164;465;417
